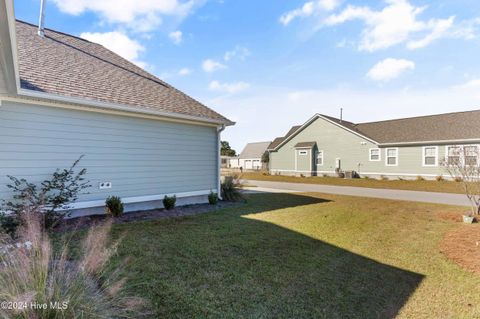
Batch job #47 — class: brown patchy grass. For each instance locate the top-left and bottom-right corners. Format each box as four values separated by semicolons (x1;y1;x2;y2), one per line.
440;224;480;275
241;171;465;194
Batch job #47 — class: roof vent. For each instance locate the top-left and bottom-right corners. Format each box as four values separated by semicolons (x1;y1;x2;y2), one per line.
38;0;46;37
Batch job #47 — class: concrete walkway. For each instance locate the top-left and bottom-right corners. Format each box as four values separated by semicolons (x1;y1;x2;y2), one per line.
242;180;470;207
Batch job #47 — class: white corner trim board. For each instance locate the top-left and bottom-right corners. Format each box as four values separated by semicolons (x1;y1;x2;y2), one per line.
66;189;216;210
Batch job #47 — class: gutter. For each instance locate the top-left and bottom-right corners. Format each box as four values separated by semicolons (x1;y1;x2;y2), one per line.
17;88;235;127
217;125;226;200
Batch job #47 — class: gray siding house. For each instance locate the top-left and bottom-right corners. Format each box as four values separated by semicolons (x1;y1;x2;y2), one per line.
0;1;233;216
268;112;480;179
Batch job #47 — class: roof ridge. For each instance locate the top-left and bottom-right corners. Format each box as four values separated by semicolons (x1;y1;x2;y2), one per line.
16;19;92;43
358;109;480;125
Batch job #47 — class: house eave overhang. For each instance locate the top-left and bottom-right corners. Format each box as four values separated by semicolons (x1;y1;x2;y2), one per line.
0;0;20;95
272;113;379;151
15;88;235;127
378;138;480;147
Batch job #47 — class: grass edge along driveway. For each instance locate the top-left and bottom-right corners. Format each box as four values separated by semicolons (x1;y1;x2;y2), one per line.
240;171;465;194
96;192;480;318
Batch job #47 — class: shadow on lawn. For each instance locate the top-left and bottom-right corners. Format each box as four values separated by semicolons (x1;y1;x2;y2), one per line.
117;192;424;318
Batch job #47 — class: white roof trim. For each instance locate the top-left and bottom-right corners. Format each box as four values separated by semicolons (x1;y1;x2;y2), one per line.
272;113;379;151
18;88;234;126
379;138;480;147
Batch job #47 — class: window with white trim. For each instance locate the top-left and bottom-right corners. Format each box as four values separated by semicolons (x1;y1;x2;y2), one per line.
386;148;398;166
447;146;461;165
298;150;308;155
369;148;380;161
423;146;437;166
464;145;479;166
316;151;324;166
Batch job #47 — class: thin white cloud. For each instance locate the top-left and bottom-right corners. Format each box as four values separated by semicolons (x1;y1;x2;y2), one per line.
80;31;147;68
280;0;340;26
209;80;250;94
366;58;415;82
323;0;472;52
224;46;251;61
51;0;201;32
178;67;192;76
202;59;227;73
169;30;183;44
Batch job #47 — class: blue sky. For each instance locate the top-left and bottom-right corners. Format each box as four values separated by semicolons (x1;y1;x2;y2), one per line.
13;0;480;152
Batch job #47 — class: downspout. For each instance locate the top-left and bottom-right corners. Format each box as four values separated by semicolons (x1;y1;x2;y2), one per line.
217;125;225;200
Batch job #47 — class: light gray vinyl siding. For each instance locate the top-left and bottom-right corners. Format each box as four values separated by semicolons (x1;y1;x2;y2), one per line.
0;101;218;202
270;117;475;177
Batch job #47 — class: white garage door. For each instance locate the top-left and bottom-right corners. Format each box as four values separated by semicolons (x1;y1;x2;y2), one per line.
245;160;253;169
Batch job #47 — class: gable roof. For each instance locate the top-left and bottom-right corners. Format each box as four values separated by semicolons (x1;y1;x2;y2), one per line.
270;110;480;150
13;20;232;125
267;125;301;150
239;141;271;159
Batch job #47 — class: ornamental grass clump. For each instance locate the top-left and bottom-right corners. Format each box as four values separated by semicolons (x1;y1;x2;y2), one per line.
221;175;244;202
0;210;147;318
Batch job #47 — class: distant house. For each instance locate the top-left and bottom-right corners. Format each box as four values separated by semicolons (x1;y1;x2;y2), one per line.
0;1;233;216
268;111;480;179
231;142;271;170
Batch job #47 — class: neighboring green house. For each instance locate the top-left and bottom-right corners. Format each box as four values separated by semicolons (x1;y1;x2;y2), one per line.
268;111;480;179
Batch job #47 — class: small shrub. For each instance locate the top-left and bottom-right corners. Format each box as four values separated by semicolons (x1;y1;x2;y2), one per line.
300;174;305;178
221;176;244;202
454;176;463;182
208;191;218;205
163;195;176;210
105;196;124;217
380;175;389;181
398;177;405;181
363;176;370;179
436;175;445;182
416;175;425;181
322;174;328;178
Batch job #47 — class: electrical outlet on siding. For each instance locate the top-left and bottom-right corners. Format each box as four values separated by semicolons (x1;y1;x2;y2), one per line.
99;182;112;189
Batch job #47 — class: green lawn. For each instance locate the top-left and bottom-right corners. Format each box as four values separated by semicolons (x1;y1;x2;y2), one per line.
241;171;465;194
96;193;480;318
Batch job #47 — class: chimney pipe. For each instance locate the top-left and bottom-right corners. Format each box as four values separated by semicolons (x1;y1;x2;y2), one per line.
38;0;46;37
340;108;343;122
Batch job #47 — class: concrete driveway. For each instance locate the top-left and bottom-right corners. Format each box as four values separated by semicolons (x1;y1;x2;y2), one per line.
242;180;470;207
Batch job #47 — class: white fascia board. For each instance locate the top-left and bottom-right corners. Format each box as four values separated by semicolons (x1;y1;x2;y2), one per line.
273;114;379;151
17;89;234;127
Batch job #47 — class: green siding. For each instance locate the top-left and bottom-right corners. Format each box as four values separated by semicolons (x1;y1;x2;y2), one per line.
0;101;218;202
270;116;474;177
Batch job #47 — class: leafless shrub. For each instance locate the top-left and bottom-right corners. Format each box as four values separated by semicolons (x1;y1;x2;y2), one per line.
443;145;480;216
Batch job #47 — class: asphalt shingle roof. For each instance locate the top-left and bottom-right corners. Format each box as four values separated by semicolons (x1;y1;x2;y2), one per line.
294;141;316;148
239;142;271;159
270;111;480;150
15;20;232;124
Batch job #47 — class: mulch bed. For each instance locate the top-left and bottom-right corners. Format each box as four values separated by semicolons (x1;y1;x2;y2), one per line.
55;201;243;233
440;223;480;274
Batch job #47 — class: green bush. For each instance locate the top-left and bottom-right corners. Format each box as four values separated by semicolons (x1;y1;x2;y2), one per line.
208;191;218;205
1;156;90;235
221;176;244;202
163;195;176;210
105;196;124;217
